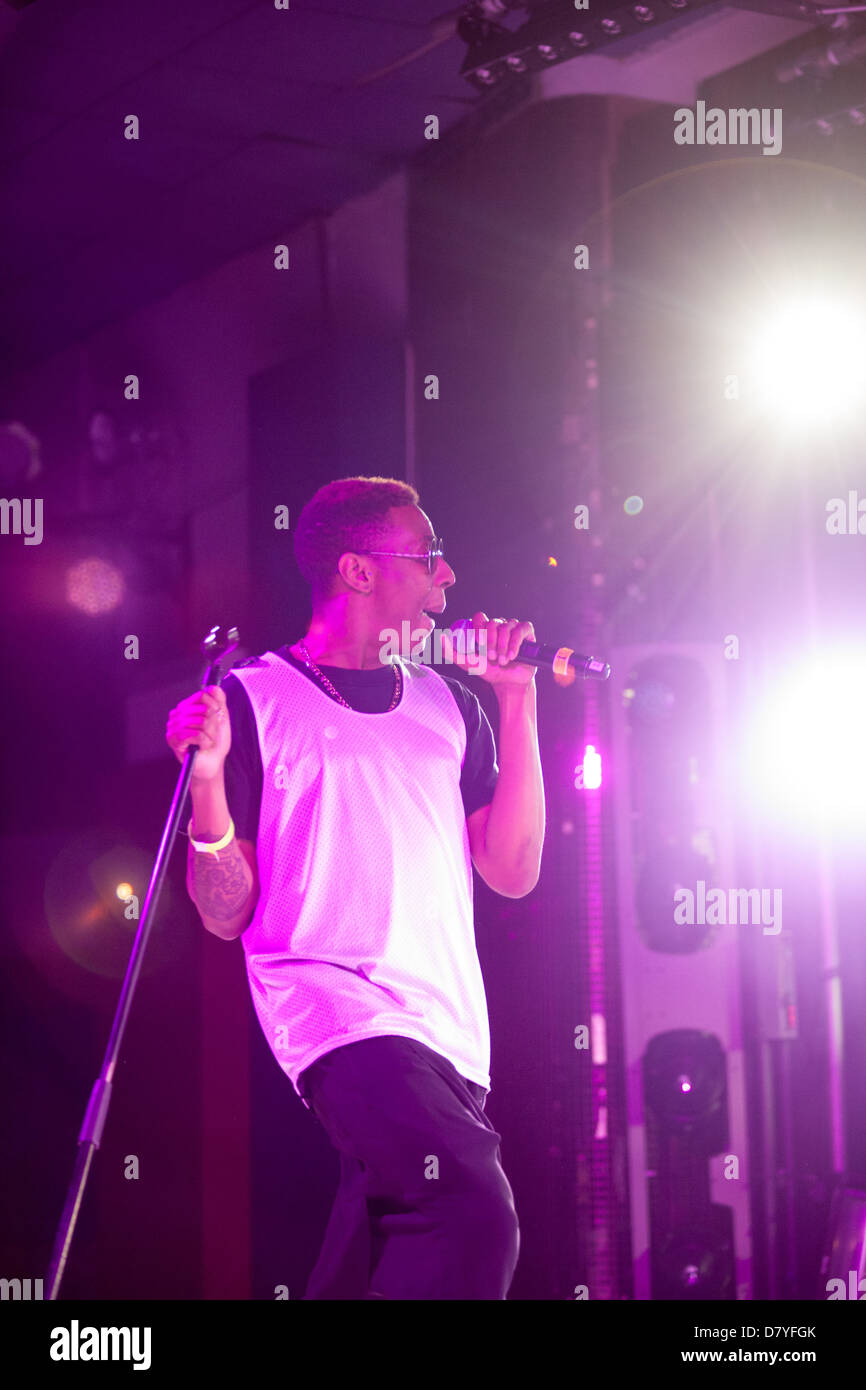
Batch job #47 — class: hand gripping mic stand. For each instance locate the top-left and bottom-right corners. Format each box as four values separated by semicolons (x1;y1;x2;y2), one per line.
45;624;241;1301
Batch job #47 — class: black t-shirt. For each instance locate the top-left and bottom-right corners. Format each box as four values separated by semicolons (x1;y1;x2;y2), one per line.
221;646;499;845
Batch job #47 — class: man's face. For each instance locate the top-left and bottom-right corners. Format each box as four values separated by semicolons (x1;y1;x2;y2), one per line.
369;505;456;631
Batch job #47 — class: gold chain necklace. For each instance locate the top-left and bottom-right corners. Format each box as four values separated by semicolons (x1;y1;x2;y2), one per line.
296;642;402;712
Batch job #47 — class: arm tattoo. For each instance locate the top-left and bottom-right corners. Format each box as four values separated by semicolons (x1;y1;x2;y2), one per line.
190;838;254;921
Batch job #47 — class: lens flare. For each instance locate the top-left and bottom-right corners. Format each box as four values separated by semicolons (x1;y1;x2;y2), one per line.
743;647;866;833
748;297;866;428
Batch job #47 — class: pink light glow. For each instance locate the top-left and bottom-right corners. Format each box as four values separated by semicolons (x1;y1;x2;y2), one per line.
582;744;602;790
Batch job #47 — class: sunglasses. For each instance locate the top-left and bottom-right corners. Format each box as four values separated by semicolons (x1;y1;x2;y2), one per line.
366;537;445;576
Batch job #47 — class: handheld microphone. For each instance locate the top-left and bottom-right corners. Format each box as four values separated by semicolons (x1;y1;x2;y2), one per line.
450;620;610;681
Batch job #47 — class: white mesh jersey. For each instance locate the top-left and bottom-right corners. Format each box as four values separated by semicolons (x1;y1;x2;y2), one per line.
229;651;491;1099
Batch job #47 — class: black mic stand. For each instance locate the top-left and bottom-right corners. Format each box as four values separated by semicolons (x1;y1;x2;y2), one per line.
44;624;240;1300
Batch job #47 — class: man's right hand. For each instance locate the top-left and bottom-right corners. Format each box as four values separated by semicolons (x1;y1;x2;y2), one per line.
165;684;230;782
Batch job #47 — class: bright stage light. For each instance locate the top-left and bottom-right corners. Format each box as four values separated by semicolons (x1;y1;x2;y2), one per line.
744;648;866;833
575;744;603;790
747;297;866;428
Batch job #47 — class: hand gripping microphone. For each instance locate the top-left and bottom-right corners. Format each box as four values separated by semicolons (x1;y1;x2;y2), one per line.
450;619;610;681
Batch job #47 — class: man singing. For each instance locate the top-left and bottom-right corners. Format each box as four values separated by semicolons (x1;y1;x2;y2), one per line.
166;475;545;1299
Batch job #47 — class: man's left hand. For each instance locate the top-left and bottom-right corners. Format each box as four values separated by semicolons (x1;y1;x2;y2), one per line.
441;611;537;689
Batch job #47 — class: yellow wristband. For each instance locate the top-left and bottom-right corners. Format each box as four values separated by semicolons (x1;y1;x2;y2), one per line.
188;817;235;854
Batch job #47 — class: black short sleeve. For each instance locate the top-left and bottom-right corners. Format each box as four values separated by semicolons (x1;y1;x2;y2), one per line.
221;672;263;845
437;674;500;820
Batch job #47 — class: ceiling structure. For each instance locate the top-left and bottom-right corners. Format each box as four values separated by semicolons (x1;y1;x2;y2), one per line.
0;0;819;370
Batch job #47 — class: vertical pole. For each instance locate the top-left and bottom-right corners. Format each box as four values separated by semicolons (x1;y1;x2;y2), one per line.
798;464;845;1175
579;99;615;1300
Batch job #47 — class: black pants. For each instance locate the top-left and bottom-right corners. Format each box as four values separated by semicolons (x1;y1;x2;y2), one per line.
297;1036;520;1300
